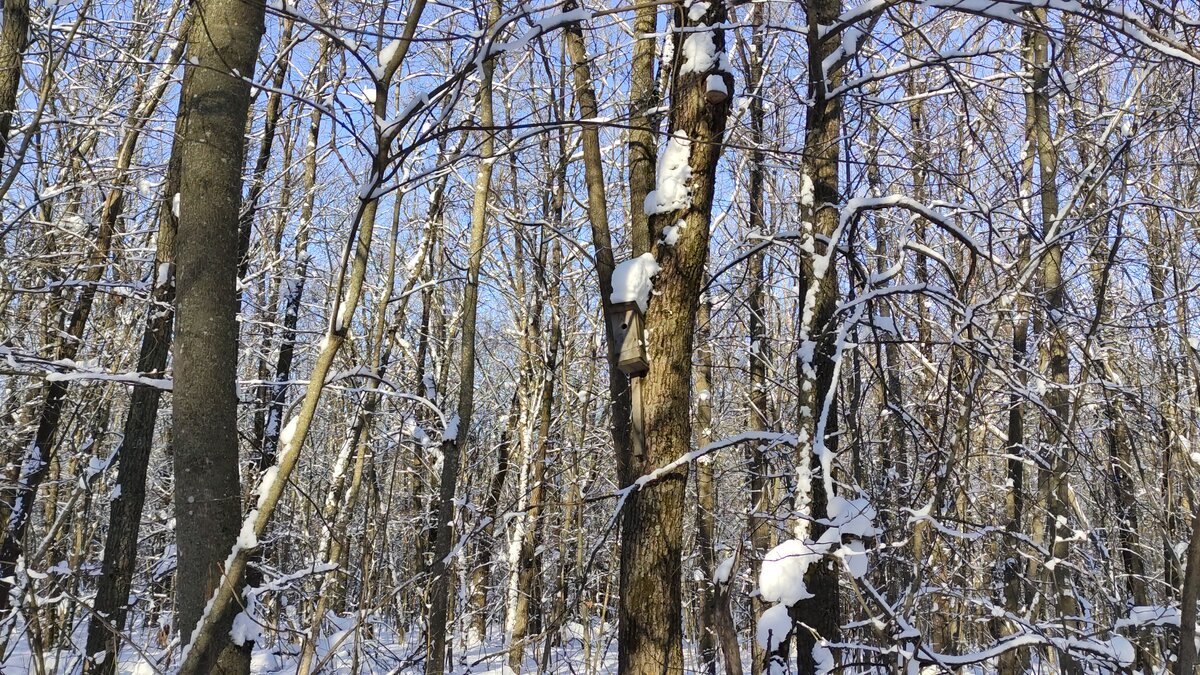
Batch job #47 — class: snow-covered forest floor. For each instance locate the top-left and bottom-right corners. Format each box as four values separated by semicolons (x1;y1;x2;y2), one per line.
0;612;1180;674
0;623;625;674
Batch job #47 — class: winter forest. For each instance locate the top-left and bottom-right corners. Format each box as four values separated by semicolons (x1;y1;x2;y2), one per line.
1;0;1200;672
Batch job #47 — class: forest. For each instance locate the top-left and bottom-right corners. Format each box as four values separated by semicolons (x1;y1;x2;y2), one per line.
0;0;1198;672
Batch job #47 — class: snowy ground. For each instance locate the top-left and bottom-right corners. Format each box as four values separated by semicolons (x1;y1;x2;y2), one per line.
0;617;1149;673
0;621;633;674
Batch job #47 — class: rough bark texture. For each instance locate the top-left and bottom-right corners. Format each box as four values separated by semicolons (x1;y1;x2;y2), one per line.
626;1;658;255
172;0;265;670
0;0;29;162
618;3;732;673
1177;499;1200;675
82;110;184;675
789;0;843;669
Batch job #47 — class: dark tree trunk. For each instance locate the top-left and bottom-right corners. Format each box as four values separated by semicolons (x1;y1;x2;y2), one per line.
172;0;265;670
789;0;843;670
0;0;29;163
562;0;635;485
745;5;771;671
618;3;732;672
82;118;183;675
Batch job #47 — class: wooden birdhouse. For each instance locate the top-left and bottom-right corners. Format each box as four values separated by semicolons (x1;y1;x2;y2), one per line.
607;301;649;377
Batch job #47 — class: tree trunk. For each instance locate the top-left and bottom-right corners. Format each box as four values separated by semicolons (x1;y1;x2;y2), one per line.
260;37;327;464
562;0;635;485
745;6;771;671
508;307;561;671
1177;495;1200;675
0;0;29;163
1025;19;1082;674
694;299;718;675
425;1;501;670
998;229;1032;675
626;0;658;256
788;0;843;669
619;3;732;672
172;0;265;670
82;78;187;675
508;153;567;671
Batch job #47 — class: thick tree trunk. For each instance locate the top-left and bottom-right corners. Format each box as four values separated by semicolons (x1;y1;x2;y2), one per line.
0;0;29;163
618;3;732;673
1177;497;1200;675
626;1;658;256
171;0;265;670
788;0;843;670
173;0;425;667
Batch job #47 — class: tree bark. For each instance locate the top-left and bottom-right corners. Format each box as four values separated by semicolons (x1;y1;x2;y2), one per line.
694;299;718;675
745;6;771;671
618;3;732;673
82;39;190;666
425;1;501;670
171;0;265;670
1024;18;1082;674
788;0;843;669
626;0;658;255
508;152;567;671
0;0;29;163
562;0;635;484
1177;496;1200;675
